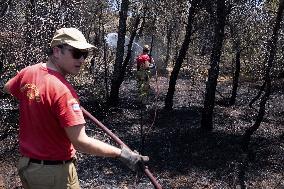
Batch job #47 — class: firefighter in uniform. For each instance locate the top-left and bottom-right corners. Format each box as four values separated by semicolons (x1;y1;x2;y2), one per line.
136;45;155;101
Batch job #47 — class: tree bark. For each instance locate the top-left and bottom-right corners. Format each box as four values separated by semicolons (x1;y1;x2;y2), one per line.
165;21;173;69
122;16;140;74
108;0;129;106
164;0;200;110
249;81;266;108
0;50;4;73
229;47;241;105
201;0;226;131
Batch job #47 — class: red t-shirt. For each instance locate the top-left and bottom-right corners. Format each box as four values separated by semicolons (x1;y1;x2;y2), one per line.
8;63;85;160
136;54;151;69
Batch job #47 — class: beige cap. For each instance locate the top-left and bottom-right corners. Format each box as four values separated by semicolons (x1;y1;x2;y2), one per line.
50;28;95;50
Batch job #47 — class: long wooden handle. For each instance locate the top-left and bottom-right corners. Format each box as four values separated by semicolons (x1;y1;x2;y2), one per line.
81;106;163;189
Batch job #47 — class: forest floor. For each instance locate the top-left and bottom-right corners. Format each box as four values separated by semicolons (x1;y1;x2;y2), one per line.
0;71;283;189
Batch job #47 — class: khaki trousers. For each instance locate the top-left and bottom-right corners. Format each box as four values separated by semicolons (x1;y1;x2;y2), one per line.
18;157;80;189
137;69;150;99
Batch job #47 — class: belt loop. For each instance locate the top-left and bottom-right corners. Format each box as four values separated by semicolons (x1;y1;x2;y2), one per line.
40;160;44;165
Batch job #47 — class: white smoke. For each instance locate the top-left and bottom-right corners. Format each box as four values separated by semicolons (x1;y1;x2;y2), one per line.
105;32;143;54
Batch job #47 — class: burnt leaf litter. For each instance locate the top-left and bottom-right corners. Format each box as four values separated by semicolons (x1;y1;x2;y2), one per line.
0;74;284;188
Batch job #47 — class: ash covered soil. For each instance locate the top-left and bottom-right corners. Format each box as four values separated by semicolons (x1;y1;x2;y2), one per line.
0;75;283;189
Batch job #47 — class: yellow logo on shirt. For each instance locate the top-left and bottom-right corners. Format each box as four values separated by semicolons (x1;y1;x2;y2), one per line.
20;84;41;102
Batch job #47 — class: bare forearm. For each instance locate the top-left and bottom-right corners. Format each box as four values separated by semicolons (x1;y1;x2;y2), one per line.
65;124;121;158
74;137;121;158
65;124;149;171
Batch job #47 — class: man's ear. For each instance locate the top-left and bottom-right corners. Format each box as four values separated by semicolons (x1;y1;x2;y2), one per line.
52;47;62;58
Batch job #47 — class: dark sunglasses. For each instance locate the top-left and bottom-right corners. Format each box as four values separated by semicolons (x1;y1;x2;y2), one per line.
58;45;88;59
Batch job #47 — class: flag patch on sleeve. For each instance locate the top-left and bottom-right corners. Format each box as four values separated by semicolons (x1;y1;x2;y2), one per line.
72;103;80;111
68;98;81;111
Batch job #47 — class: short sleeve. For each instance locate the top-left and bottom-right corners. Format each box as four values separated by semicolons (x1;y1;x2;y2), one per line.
55;91;86;127
7;71;23;99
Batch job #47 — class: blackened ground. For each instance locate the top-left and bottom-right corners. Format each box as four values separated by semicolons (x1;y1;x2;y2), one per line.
0;75;283;189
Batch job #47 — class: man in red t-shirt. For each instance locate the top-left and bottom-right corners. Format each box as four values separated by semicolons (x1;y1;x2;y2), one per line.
136;45;154;101
4;28;148;189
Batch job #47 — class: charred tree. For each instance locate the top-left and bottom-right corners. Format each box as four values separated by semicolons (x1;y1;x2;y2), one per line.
164;0;200;110
164;20;174;70
201;0;226;131
249;81;266;108
0;50;4;73
102;26;109;101
108;0;129;106
242;0;284;151
228;19;243;106
121;16;140;81
229;45;241;105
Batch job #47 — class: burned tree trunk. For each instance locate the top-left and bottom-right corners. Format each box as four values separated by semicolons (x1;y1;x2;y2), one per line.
0;50;4;73
229;46;241;105
121;16;140;82
164;0;200;110
249;81;266;108
164;20;174;69
108;0;129;106
242;0;284;151
201;0;226;131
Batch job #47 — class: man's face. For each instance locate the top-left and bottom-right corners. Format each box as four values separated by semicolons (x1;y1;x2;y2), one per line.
53;44;88;75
